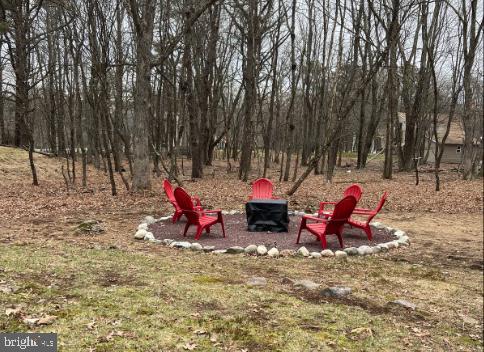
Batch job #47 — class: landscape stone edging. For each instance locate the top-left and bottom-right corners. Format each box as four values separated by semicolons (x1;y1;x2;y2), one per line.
134;210;410;259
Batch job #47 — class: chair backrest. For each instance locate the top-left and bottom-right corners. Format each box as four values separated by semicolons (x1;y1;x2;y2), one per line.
365;192;388;224
343;184;362;202
374;192;388;213
329;195;357;225
251;178;274;199
174;187;199;222
163;179;176;203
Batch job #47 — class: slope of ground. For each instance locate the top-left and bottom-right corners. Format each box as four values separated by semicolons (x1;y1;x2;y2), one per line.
0;147;482;351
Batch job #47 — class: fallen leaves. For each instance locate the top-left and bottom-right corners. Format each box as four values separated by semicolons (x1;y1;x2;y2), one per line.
0;280;18;294
350;327;374;340
4;304;57;327
5;306;22;317
182;342;197;350
22;315;57;326
98;330;137;343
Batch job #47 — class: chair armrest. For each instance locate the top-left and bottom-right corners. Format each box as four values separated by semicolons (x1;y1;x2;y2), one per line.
182;209;201;216
352;208;376;215
203;209;222;214
319;201;337;206
303;215;328;222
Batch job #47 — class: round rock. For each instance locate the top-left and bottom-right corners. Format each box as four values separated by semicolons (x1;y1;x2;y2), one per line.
226;246;245;254
257;245;268;256
137;223;148;231
297;247;310;257
144;232;155;241
162;239;174;246
378;244;389;252
344;247;358;256
134;229;147;240
267;248;280;257
334;250;348;259
320;249;335;257
170;241;191;249
388;299;417;310
357;245;372;256
190;243;203;251
144;216;156;225
371;246;382;253
310;252;322;259
321;286;352;298
244;245;258;255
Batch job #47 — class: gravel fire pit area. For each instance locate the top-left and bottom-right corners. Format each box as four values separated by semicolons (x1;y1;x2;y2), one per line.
134;212;411;258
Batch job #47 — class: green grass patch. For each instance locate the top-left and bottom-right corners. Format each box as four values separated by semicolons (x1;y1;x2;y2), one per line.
0;243;482;351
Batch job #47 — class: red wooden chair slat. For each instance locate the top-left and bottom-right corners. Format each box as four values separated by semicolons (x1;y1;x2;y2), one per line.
296;196;357;249
249;178;277;200
174;187;226;240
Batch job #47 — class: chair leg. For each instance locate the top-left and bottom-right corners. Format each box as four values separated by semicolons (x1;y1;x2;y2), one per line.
195;225;204;240
364;225;373;241
296;225;304;244
206;226;211;234
320;234;327;249
182;222;190;237
337;230;344;248
296;219;306;244
336;233;344;248
220;219;226;238
173;209;183;223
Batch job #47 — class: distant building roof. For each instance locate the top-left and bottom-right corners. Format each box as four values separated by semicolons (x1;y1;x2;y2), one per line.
432;115;465;145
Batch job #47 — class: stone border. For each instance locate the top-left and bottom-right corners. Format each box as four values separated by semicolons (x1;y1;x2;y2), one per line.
133;211;410;259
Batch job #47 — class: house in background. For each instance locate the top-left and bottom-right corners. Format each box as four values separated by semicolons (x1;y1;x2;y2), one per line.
426;117;466;164
384;112;480;164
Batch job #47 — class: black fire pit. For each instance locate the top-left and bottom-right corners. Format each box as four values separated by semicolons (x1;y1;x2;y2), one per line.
245;199;289;232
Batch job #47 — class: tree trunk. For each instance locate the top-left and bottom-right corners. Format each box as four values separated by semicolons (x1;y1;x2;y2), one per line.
129;0;156;191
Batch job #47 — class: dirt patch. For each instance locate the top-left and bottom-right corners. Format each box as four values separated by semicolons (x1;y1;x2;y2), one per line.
96;270;145;287
149;214;395;251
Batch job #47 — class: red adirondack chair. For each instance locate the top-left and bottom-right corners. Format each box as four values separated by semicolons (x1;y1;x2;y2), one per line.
348;192;388;241
174;187;226;240
297;196;357;249
318;184;362;218
249;178;277;200
163;179;201;223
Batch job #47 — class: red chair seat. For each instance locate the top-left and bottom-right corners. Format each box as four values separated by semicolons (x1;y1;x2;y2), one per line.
306;222;328;233
199;215;218;226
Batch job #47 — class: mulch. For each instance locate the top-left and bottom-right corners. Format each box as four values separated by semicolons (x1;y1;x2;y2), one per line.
149;214;395;252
